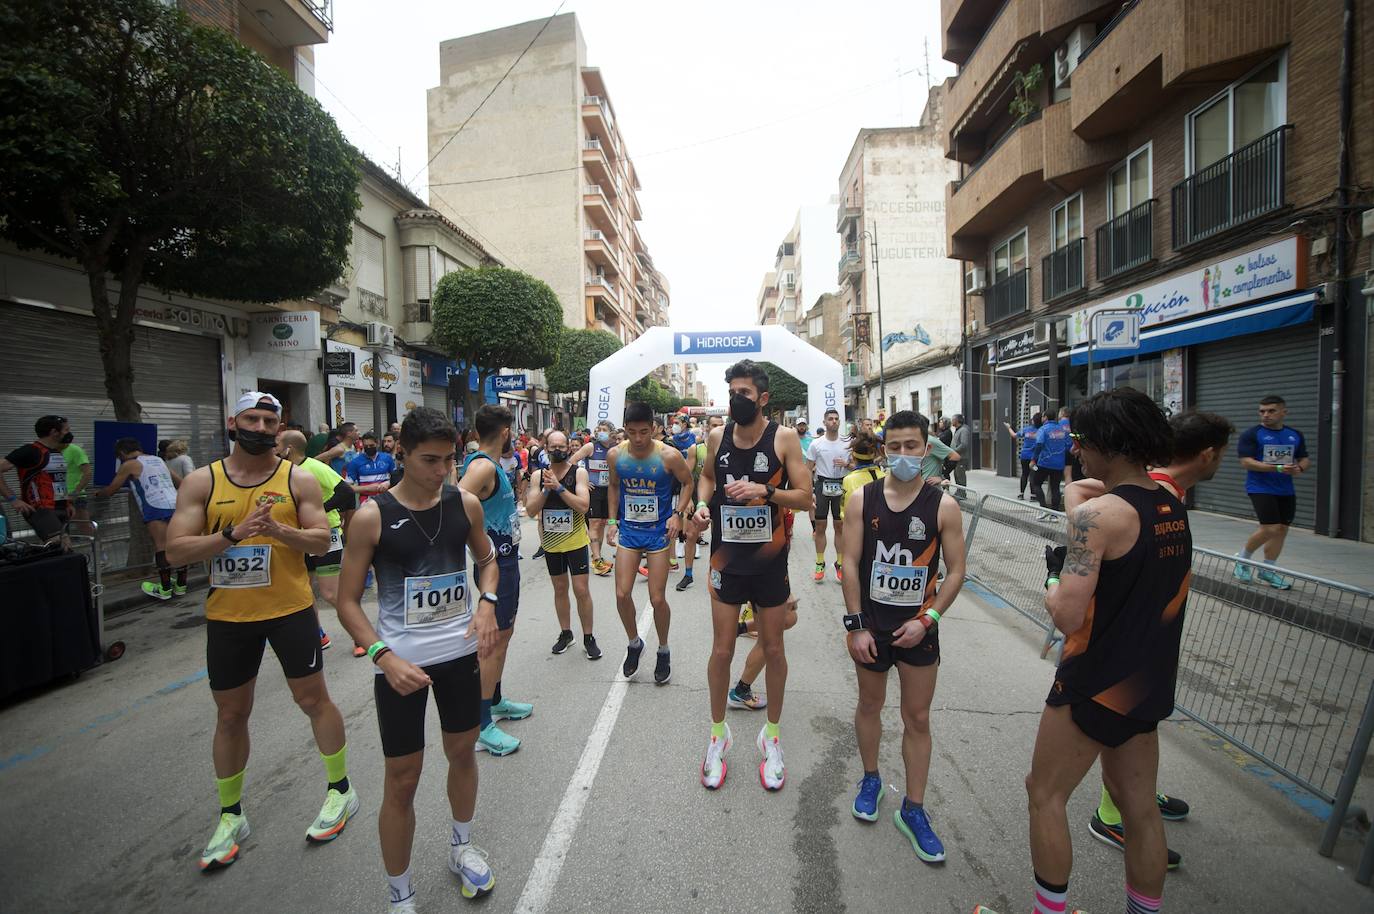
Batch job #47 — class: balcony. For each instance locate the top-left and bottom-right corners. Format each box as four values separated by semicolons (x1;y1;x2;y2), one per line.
581;95;612;143
1071;0;1291;140
583;139;612;186
986;267;1030;325
843;361;865;390
583;230;619;273
248;0;332;47
1172;126;1289;249
1096;199;1155;280
583;185;617;236
836;196;863;231
946;114;1044;261
1041;100;1126;187
944;0;1042;159
585;274;619;308
1041;237;1085;302
941;0;1013;65
838;245;862;283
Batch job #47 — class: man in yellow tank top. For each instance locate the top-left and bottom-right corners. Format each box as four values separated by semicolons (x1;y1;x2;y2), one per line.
166;392;357;872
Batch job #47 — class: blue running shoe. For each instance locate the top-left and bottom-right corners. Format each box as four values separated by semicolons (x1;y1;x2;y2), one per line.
894;802;945;863
852;774;883;822
1257;568;1292;590
1233;558;1253;583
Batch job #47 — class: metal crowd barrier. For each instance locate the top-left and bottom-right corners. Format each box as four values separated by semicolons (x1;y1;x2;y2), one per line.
959;491;1374;880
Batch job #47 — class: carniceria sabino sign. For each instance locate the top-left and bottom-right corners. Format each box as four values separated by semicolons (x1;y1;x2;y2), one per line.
249;311;321;352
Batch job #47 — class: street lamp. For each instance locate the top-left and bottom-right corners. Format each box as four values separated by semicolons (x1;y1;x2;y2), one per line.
860;223;886;411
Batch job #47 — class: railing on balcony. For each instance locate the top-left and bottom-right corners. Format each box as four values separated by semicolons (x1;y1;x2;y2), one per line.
584;139;603;151
838;244;861;275
986;267;1030;324
843;362;863;389
952;111;1040;191
1077;0;1139;64
1096;199;1155;280
303;0;334;30
584;184;604;197
1172;126;1290;249
837;196;863;228
585;230;605;241
1041;237;1084;302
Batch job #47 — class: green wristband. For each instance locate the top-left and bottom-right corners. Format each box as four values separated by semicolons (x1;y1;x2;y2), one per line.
607;518;617;526
924;608;941;624
1045;576;1060;589
696;500;708;511
366;640;387;660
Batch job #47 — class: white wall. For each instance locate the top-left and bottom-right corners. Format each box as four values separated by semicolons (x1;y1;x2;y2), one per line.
866;364;962;419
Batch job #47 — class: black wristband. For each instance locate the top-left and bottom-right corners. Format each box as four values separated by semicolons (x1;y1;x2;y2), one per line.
370;646;392;665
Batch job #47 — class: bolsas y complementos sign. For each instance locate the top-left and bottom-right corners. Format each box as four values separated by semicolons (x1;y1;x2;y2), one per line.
673;331;762;355
325;340;422;402
249;311;321;351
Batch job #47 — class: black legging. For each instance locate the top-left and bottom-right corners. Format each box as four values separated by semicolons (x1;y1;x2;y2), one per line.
1018;458;1033;495
1033;468;1062;511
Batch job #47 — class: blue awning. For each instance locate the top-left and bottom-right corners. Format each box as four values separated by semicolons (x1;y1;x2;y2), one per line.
1068;290;1318;366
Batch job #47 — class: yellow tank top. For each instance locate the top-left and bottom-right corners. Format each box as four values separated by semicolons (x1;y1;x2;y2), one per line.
204;458;314;623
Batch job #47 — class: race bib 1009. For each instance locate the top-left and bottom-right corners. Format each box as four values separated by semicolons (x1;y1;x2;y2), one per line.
211;545;271;588
720;504;771;543
869;562;928;607
404;570;470;628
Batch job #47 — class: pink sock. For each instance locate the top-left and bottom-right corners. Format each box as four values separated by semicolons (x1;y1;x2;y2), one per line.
1126;883;1161;913
1032;874;1068;914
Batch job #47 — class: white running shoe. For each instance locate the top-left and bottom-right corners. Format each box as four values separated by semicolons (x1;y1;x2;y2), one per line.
700;723;732;790
756;724;786;791
388;897;418;913
449;841;494;898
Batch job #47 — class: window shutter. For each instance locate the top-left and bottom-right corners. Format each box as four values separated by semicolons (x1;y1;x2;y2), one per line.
403;246;433;304
354;224;385;297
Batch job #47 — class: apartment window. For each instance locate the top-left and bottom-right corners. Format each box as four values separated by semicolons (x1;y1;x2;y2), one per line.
353;223;385;297
1050;195;1082;250
1187;56;1285;174
1045;194;1085;301
929;387;942;419
1108;145;1151;218
782;271;796;286
992;229;1028;279
808;315;823;337
910;391;920;414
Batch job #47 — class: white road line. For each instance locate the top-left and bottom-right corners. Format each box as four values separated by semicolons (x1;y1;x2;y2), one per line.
513;599;654;914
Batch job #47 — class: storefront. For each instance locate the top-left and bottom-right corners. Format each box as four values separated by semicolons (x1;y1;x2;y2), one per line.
988;326;1052;476
324;340;423;434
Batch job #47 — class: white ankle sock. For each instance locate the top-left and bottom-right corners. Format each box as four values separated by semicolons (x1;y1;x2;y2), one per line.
451;818;472;845
386;868;413;905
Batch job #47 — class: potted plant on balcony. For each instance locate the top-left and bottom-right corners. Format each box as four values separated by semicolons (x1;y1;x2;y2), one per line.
1008;64;1044;121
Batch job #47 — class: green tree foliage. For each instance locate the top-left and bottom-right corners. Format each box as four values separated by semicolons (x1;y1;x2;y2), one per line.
625;376;681;415
757;362;807;415
680;397;702;407
432;266;563;418
545;327;623;420
0;0;359;420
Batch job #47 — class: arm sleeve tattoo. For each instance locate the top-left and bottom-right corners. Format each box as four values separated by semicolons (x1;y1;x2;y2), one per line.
1064;506;1101;576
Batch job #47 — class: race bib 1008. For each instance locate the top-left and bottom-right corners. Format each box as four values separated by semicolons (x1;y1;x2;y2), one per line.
624;494;659;523
543;508;574;534
869;562;928;607
404;570;470;628
720;504;771;543
211;544;271;588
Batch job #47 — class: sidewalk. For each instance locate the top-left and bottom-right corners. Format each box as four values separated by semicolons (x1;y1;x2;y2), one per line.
964;468;1374;593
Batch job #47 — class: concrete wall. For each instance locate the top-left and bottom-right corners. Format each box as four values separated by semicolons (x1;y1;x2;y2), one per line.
867;364;963;419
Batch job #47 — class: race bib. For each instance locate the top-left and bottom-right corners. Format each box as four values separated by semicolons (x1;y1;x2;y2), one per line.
821;479;843;498
624;495;659;523
211;545;271;588
509;513;522;545
720;504;771;543
404;570;470;628
328;526;343;552
588;458;609;488
1263;444;1295;465
51;477;68;501
543;508;574;534
869;562;928;607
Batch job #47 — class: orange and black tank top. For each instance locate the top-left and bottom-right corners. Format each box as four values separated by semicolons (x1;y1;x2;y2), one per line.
858;478;943;633
203;458;314;623
1048;483;1191;723
709;420;789;576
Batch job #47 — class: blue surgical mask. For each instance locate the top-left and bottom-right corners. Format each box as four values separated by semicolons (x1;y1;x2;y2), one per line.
888;454;922;482
597;431;610;443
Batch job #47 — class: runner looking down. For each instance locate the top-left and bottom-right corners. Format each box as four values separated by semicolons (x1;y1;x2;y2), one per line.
526;429;601;660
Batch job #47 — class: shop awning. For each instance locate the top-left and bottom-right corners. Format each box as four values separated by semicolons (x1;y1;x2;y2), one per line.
1068;290;1318;366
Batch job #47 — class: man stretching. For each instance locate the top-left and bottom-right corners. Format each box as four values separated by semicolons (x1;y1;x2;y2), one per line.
526;430;601;660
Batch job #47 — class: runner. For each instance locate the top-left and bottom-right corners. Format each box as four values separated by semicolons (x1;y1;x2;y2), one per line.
694;360;811;791
62;428;93;524
675;422;709;591
668;417;698;585
459;404;532;756
0;414;71;543
975;387;1187;914
164;392;356;872
727;500;802;712
807;408;850;582
840;410;965;862
348;432;397;504
1234;394;1309;589
319;422;359;477
94;438;187;600
526;429;601;660
605;402;694;685
581;420;616;576
1063;409;1233;870
334;407;498;910
839;430;885;520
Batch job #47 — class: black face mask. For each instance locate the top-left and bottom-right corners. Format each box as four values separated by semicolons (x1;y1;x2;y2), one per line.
548;449;569;463
364;446;378;458
60;432;74;445
729;393;758;424
230;427;277;455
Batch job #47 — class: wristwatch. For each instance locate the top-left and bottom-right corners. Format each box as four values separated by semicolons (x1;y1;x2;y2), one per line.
221;525;243;544
764;483;777;501
478;591;499;607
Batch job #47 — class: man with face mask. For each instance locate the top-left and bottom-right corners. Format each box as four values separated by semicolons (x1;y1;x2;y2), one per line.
570;419;617;576
694;360;813;791
840;410;966;865
527;429;601;660
347;432;396;505
0;414;72;543
164;392;353;872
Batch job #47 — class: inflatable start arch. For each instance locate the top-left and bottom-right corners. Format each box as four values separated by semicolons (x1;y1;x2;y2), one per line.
587;326;845;427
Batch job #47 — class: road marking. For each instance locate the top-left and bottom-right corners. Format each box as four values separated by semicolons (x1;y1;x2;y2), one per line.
514;599;653;914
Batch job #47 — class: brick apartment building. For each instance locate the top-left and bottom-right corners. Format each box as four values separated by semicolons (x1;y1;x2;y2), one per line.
942;0;1373;540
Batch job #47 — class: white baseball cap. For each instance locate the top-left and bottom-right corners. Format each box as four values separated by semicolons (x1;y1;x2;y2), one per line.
234;391;283;417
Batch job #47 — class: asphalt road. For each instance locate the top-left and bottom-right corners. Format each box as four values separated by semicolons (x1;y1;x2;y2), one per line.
2;514;1370;913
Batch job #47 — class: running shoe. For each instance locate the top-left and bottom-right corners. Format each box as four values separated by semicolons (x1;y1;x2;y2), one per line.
353;644;367;658
1233;558;1254;583
592;557;613;576
756;725;785;791
142;581;173;601
1258;568;1292;590
390;899;418;914
1089;812;1181;869
1157;792;1190;820
320;631;332;651
813;562;825;583
475;722;520;756
448;841;494;899
306;785;359;842
551;630;575;655
727;685;767;710
675;573;694;591
622;641;644;679
701;723;732;789
173;583;188;596
654;649;672;685
637;564;649;578
583;634;603;660
533;545;546;559
199;811;249;871
491;697;533;721
894;803;945;863
974;907;1089;914
834;563;844;583
670;558;680;571
852;773;883;821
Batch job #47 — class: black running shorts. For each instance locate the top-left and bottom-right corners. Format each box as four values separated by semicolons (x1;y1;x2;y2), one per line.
544;544;591;577
374;652;481;757
1249;493;1297;526
857;625;941;673
709;566;791;609
587;487;609;520
1065;698;1159;749
813;476;845;521
206;606;321;691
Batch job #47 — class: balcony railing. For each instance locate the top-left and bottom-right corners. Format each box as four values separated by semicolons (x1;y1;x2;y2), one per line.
1096;199;1155;280
843;362;864;389
1077;0;1138;64
1172;126;1289;249
838;245;861;276
986;267;1029;324
584;184;604;197
1041;237;1084;302
585;139;603;151
953;111;1040;191
585;230;605;241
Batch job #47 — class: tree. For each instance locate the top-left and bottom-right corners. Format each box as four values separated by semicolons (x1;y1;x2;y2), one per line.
0;0;359;420
545;327;623;421
624;376;680;416
432;266;563;419
680;397;702;408
757;362;808;415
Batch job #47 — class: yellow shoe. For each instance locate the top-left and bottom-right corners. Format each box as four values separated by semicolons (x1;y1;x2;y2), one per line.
305;786;359;842
199;812;249;871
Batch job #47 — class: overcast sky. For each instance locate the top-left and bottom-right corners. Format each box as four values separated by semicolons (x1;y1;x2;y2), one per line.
315;1;955;400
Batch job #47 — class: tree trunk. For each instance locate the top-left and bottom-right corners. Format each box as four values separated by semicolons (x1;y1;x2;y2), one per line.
88;253;144;422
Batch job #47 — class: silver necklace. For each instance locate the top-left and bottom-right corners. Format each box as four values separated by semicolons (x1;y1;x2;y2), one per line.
399;491;443;545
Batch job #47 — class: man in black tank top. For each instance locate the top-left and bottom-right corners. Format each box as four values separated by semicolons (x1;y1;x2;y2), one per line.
335;408;501;907
839;411;964;864
983;389;1188;914
692;360;812;792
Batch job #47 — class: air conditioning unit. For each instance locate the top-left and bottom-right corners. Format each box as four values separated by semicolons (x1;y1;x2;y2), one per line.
966;319;980;335
365;321;394;349
1034;319;1066;345
1055;24;1095;88
964;266;988;294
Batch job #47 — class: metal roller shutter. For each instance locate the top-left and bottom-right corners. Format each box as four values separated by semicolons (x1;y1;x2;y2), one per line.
341;388;394;433
422;384;448;415
1191;325;1320;528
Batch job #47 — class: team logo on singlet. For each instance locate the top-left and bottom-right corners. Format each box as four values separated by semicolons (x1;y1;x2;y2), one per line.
753;452;769;473
256;491;289;507
1158;503;1174;516
908;517;927;540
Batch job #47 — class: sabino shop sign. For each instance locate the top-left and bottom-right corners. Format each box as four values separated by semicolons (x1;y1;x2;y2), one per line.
249;311;321;352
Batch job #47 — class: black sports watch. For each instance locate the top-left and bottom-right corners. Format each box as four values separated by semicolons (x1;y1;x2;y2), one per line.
479;591;499;607
764;483;777;502
221;525;243;544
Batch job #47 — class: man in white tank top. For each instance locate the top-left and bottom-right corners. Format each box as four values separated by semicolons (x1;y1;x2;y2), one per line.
95;437;186;600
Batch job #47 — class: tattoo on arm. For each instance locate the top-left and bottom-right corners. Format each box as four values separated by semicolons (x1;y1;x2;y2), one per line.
1064;506;1101;576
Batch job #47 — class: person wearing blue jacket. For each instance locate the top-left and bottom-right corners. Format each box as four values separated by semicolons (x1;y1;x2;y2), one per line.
1003;413;1043;500
1031;407;1070;512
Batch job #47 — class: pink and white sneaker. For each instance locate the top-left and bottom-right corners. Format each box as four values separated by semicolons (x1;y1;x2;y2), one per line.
756;724;786;791
701;723;732;790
